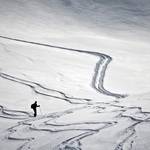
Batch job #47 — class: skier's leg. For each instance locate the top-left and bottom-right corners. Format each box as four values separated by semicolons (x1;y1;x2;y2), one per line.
34;109;37;117
33;109;36;117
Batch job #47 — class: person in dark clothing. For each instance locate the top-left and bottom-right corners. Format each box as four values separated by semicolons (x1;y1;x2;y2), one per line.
31;101;40;117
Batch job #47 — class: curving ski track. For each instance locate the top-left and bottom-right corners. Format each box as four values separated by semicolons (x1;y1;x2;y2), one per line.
0;35;126;98
0;36;149;150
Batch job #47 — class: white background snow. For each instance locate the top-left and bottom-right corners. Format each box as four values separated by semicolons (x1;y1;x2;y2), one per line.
0;0;150;150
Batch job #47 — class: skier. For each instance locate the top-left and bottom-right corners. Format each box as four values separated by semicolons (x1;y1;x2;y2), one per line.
31;101;40;117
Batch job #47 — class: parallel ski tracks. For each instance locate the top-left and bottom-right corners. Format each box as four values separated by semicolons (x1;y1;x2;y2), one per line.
0;35;126;98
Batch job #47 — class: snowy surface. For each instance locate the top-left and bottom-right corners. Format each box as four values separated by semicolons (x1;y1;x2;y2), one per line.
0;0;150;150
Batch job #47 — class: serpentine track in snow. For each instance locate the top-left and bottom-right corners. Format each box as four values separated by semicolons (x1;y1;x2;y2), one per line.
0;35;126;99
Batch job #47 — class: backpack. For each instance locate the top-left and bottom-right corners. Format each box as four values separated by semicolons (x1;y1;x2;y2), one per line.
31;104;34;109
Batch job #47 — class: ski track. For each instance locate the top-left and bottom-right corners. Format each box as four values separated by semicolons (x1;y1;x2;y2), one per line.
0;35;127;99
0;36;149;150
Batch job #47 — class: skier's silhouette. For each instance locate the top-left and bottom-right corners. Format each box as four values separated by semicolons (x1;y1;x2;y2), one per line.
31;101;40;117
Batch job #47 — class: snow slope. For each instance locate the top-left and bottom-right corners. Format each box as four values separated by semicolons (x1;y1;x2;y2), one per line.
0;0;150;41
0;0;150;150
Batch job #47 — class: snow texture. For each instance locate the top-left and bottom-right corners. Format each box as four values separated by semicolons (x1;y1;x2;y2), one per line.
0;0;150;150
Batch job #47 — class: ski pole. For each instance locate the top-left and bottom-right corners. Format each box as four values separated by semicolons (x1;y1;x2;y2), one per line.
39;107;43;115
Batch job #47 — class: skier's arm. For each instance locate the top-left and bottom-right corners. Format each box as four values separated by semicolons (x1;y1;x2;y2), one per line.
37;105;40;107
